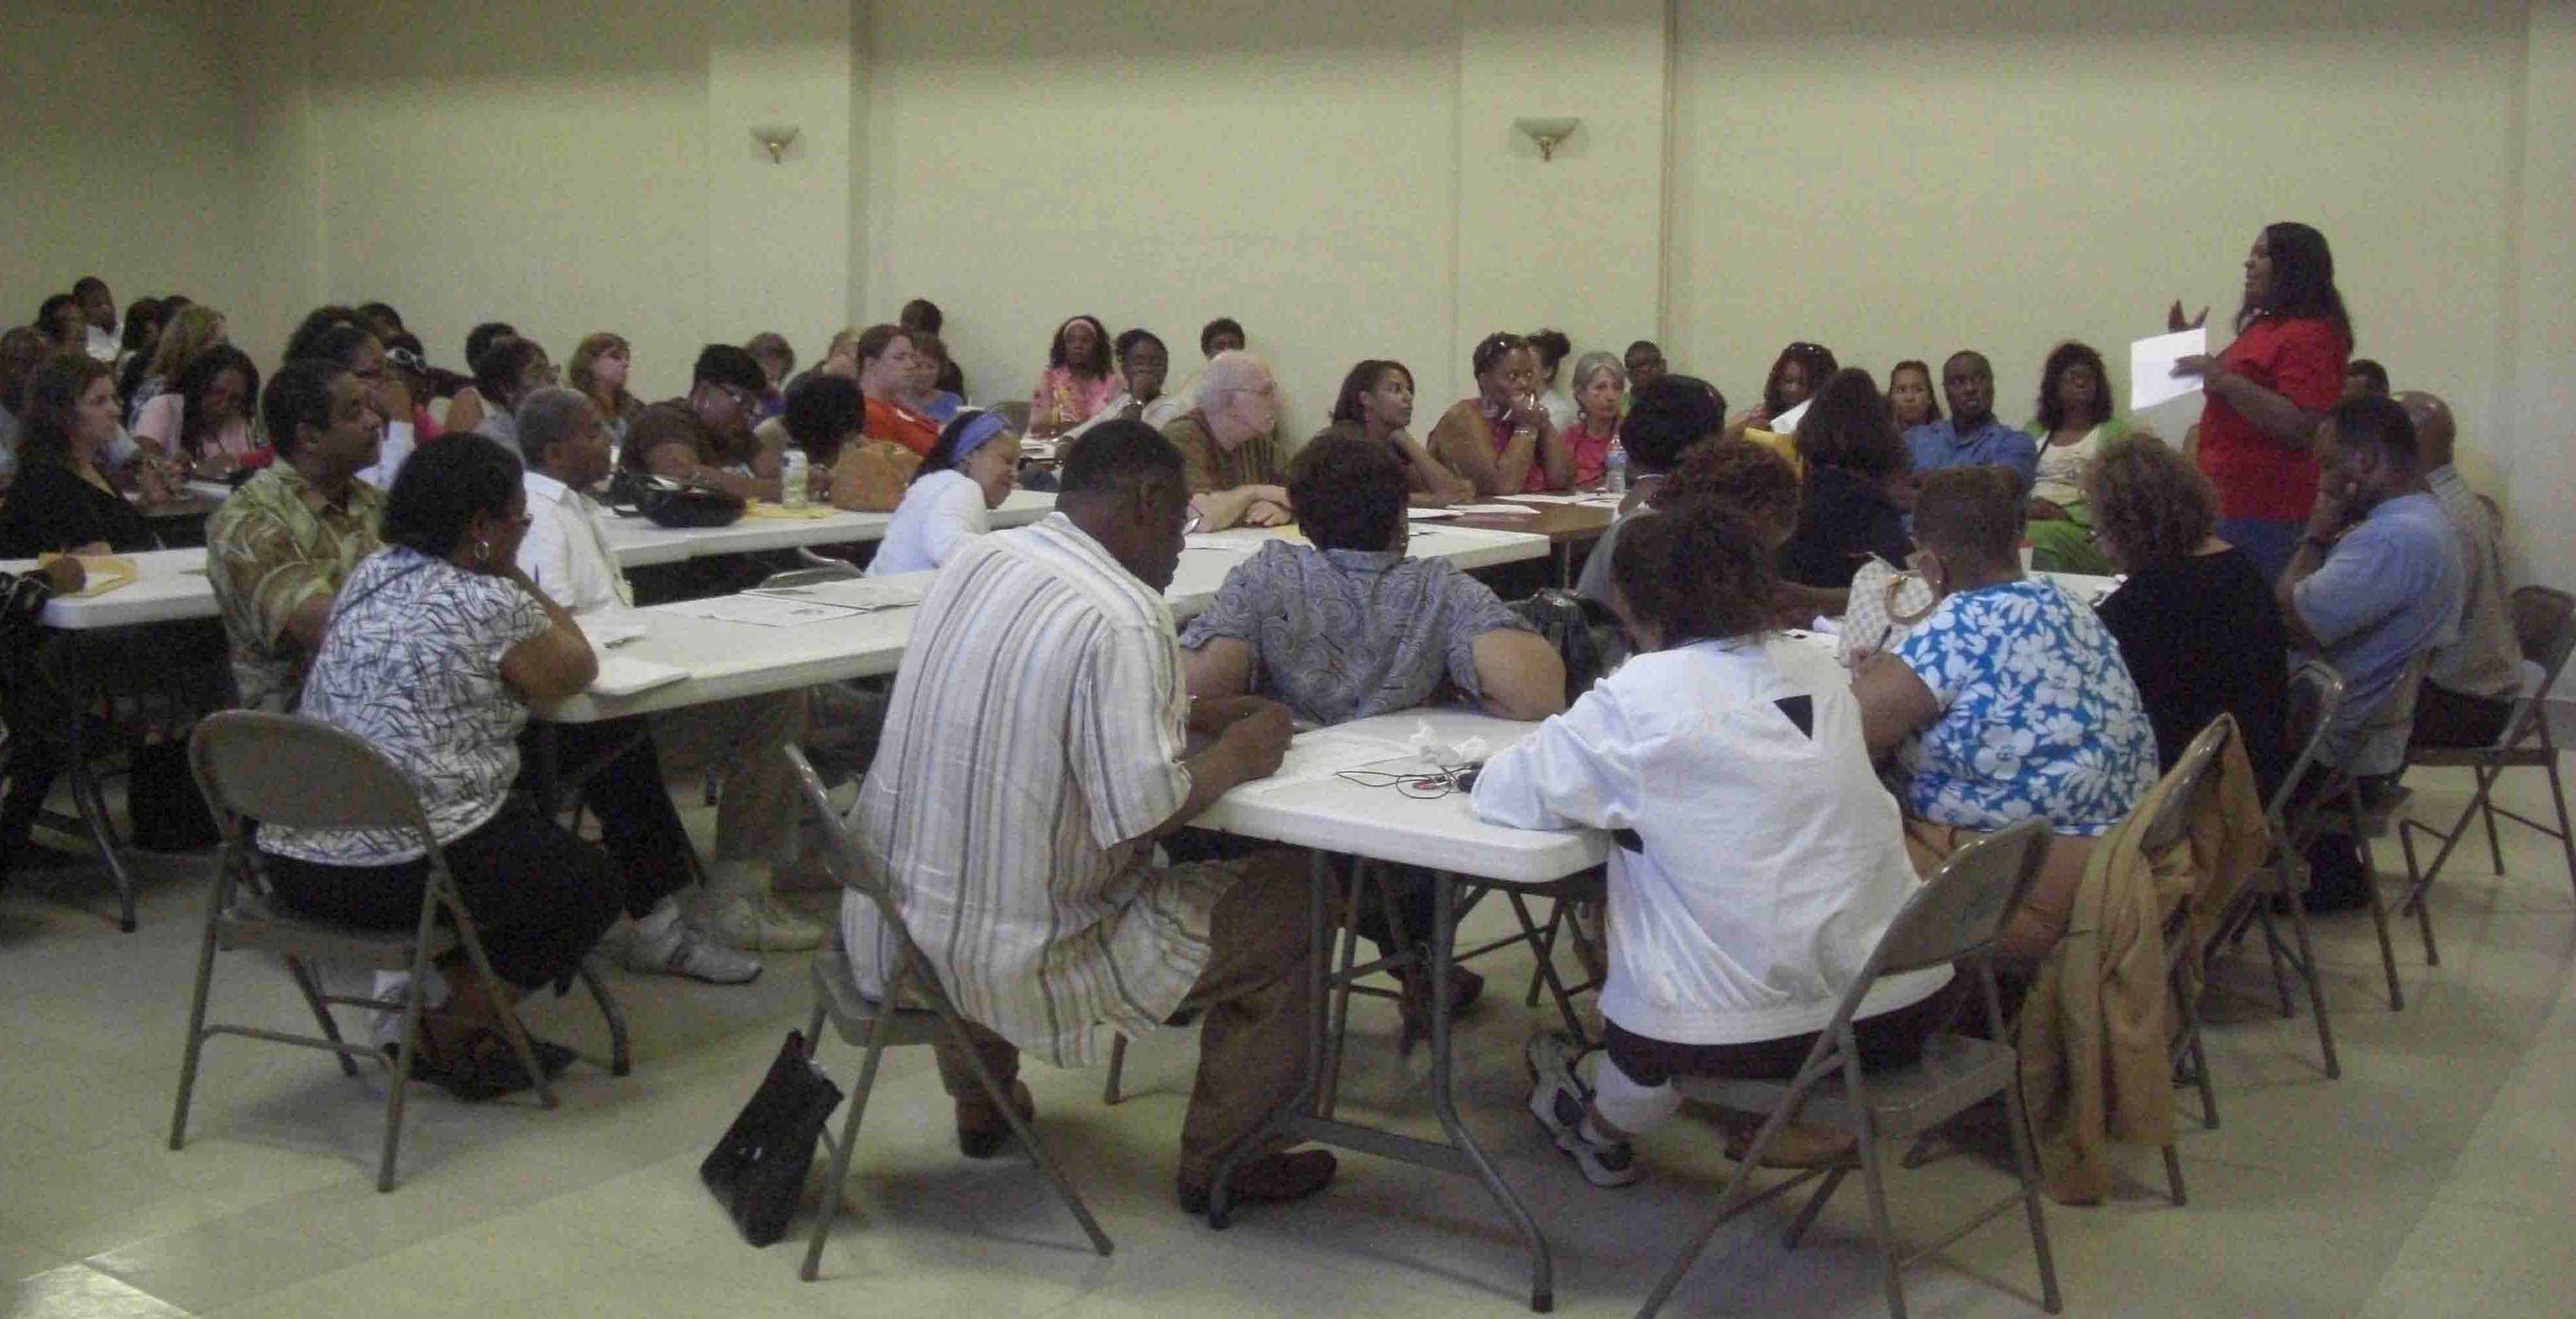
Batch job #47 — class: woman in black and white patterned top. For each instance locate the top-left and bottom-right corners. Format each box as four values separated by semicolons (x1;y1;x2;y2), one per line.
258;435;625;1100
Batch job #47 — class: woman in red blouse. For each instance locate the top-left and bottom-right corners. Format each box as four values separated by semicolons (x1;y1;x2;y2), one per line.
2168;222;2352;580
1426;332;1575;496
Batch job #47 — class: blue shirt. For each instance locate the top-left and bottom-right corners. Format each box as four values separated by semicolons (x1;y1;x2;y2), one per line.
1890;578;2159;836
1904;417;2039;489
2293;491;2465;774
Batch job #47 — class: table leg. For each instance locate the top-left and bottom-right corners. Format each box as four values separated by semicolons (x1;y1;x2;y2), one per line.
1428;871;1555;1312
64;704;141;932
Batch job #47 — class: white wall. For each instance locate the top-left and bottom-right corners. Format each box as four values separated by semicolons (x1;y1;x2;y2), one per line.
1;0;247;342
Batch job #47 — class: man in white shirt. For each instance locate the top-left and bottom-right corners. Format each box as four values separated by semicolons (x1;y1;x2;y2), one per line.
2399;392;2522;748
512;387;823;959
73;277;118;362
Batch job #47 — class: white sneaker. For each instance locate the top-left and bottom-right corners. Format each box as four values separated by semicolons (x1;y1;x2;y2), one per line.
695;890;827;953
624;923;763;984
1525;1031;1643;1188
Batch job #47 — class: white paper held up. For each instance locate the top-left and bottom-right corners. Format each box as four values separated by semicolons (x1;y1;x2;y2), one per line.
2129;328;2208;412
1767;399;1813;434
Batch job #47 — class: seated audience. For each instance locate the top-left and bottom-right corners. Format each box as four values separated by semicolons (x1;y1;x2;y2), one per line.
784;374;906;512
2400;392;2520;748
1148;317;1249;428
113;296;170;404
1181;429;1563;725
255;435;619;1100
512;388;820;957
432;319;520;436
866;409;1024;576
2023;341;2127;574
904;331;965;424
302;322;421;489
206;360;387;712
744;331;795;419
1781;367;1915;591
133;345;260;479
1623;340;1667;395
0;354;156;556
355;301;406;341
2280;395;2465;778
1887;359;1941;430
1029;315;1121;440
1162;351;1291;530
277;305;362;367
1478;501;1955;1184
2342;358;2390;401
2085;434;2291;796
618;343;778;501
567;332;643;444
1314;359;1471;506
1559;351;1626;487
37;295;87;355
0;557;93;889
1852;466;2157;964
1904;351;2037;489
1574;374;1724;604
1200;316;1247;357
468;336;557;450
1739;340;1837;435
128;304;228;427
844;419;1335;1210
1428;332;1575;496
381;337;446;441
74;277;118;361
1529;328;1578;433
901;298;966;399
1064;329;1171;441
1;327;54;483
852;324;941;456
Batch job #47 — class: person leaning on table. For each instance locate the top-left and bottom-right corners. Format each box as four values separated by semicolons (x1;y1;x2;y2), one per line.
1161;351;1292;531
864;408;1024;578
1474;499;1960;1186
843;418;1340;1212
255;434;623;1102
1849;466;2159;966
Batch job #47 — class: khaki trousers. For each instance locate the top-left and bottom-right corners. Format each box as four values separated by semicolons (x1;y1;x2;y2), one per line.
646;689;809;865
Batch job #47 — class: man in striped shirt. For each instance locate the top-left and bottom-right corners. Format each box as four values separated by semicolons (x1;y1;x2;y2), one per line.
843;419;1338;1212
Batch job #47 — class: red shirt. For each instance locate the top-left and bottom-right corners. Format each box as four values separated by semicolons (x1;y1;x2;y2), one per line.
1563;415;1618;487
2194;315;2347;523
863;396;941;457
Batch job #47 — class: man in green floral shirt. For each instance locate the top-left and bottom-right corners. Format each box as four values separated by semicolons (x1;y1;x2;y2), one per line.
206;361;386;712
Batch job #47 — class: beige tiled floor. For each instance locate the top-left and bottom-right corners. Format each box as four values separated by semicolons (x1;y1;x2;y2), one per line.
3;757;2570;1318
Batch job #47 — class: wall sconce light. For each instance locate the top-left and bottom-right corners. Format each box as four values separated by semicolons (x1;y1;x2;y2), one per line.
750;125;801;164
1513;117;1580;163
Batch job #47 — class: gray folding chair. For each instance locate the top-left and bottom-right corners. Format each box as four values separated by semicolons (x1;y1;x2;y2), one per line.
2397;586;2576;965
2209;661;2350;1078
1637;820;2062;1319
2135;717;2237;1205
170;712;630;1193
2271;660;2409;1011
781;745;1112;1282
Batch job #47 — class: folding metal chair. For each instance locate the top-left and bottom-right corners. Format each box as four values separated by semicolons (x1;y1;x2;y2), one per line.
2271;659;2409;1011
2396;586;2576;965
2208;662;2350;1078
170;711;630;1193
781;745;1112;1281
1637;820;2062;1319
2136;718;2236;1205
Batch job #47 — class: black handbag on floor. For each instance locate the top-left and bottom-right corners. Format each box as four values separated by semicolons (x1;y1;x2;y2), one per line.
701;1029;844;1246
130;739;221;851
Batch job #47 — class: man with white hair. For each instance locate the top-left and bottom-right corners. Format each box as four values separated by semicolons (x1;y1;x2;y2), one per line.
1159;351;1291;531
513;386;823;960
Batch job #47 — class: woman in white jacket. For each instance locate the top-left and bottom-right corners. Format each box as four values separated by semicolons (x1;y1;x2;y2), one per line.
1471;499;1956;1187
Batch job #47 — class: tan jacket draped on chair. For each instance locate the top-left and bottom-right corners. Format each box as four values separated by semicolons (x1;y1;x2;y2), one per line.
2015;716;2269;1204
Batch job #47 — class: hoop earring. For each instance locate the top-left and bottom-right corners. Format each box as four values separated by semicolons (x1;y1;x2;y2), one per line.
476;538;492;564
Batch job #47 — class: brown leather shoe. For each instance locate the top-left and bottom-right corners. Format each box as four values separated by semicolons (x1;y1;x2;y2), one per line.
955;1080;1034;1160
1722;1119;1854;1169
1176;1149;1339;1214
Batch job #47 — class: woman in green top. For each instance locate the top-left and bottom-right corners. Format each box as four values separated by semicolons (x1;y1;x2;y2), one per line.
2023;341;2127;574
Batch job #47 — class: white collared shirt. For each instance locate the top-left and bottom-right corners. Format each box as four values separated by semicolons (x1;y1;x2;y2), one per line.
516;470;633;618
85;325;118;362
357;420;416;491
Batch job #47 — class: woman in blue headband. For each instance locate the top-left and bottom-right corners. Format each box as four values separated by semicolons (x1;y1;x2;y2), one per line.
865;408;1024;576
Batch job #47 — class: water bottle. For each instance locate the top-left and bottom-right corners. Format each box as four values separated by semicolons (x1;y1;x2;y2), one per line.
1605;440;1628;495
780;449;809;510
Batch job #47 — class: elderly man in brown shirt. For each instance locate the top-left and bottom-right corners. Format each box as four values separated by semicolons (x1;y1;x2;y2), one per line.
1159;351;1291;531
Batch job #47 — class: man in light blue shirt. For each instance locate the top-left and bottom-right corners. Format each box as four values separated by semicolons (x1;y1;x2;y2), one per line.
2280;395;2465;778
1904;351;2037;490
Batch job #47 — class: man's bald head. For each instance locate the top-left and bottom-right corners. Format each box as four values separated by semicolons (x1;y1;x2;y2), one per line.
2397;391;2456;469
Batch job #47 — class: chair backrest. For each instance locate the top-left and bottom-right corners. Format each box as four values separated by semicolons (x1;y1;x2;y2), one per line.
2511;586;2575;677
1864;818;2051;979
2138;717;2232;856
188;711;438;844
782;744;966;1015
2270;660;2348;823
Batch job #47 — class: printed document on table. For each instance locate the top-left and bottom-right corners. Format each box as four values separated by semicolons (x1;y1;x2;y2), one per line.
1228;730;1420;796
652;595;868;628
2129;328;2206;412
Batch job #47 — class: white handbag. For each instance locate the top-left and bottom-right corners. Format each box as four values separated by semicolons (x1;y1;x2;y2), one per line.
1837;557;1938;667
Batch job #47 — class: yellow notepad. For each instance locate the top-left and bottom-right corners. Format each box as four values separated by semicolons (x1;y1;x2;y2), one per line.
744;501;836;521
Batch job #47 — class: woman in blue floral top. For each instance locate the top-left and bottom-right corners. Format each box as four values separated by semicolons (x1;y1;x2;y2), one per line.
1852;466;2157;964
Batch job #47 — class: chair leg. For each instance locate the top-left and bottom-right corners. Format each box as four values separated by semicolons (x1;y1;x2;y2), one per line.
2352;797;2405;1011
2547;754;2576;900
2479;765;2505;875
2274;873;2342;1080
800;1042;880;1282
1783;1163;1851;1249
1315;864;1372;1121
377;951;435;1192
936;1011;1113;1257
167;873;230;1152
1998;1058;2065;1312
577;960;631;1076
1506;889;1590;1047
1523;898;1567;1009
1851;1112;1911;1319
1102;1034;1127;1107
449;924;559;1111
285;957;361;1079
2161;1143;2188;1206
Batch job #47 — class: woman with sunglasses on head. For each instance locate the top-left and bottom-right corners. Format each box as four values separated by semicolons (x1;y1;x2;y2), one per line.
1427;331;1575;496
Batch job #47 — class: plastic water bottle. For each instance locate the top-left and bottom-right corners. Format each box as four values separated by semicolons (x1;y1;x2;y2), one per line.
780;449;809;510
1605;440;1628;495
